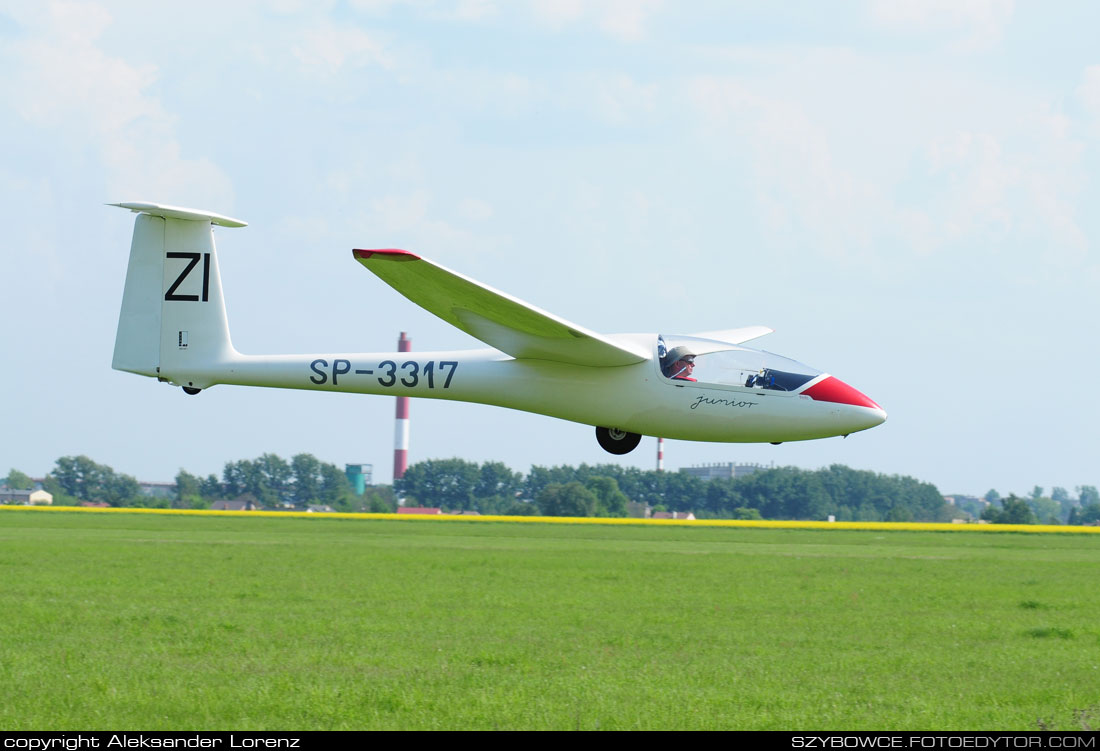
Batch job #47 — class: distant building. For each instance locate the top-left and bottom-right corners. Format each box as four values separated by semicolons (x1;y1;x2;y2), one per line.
397;507;442;515
943;495;986;507
680;462;775;482
345;464;373;495
0;488;53;505
139;481;175;499
652;511;696;521
211;495;262;511
944;495;987;520
626;501;651;519
306;504;336;513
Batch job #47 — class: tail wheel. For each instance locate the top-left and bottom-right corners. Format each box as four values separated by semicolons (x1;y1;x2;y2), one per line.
595;426;642;455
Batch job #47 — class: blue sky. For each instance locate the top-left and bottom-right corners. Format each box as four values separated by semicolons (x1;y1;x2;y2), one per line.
1;0;1098;497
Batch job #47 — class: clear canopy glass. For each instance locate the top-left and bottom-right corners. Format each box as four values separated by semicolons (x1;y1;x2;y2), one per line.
657;334;821;392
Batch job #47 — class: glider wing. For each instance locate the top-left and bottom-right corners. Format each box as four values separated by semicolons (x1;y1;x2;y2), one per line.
353;249;648;366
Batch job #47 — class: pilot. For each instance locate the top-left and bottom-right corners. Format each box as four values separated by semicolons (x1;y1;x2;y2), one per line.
663;346;698;382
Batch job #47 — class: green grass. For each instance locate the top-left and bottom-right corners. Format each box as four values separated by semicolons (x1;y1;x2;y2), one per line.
1;511;1099;730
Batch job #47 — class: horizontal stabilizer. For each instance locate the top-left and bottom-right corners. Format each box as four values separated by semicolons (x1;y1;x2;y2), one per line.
353;249;648;367
109;202;247;228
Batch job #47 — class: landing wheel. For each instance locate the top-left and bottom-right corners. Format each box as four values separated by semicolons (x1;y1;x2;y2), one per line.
182;386;202;395
595;426;642;455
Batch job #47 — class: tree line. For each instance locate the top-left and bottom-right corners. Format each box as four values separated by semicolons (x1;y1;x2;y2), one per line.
977;486;1100;525
398;460;955;522
3;454;392;512
5;457;1100;525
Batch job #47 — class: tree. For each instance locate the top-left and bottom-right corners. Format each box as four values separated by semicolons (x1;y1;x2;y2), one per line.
585;476;628;517
981;495;1037;525
200;474;222;498
220;455;294;508
505;500;540;516
51;456;105;500
735;467;830;520
291;453;322;506
255;453;292;506
174;469;202;509
475;461;522;504
1026;495;1061;525
702;479;742;517
1068;503;1100;526
4;472;32;490
397;458;480;510
655;471;705;512
1005;497;1037;524
524;465;583;501
48;456;140;506
537;482;597;517
984;489;1001;504
319;462;357;510
103;472;141;506
221;460;252;498
5;469;33;489
885;503;914;522
365;489;394;513
1077;485;1100;507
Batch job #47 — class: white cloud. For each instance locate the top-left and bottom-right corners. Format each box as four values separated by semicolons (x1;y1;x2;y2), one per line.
868;0;1014;51
371;190;432;232
685;57;1090;274
925;131;1019;236
597;0;663;42
348;0;496;22
363;190;489;257
451;0;496;21
920;98;1087;262
1078;65;1100;124
529;0;584;29
592;73;657;125
2;1;233;205
529;0;663;41
431;69;537;117
344;0;660;38
8;3;157;134
348;0;408;13
458;197;493;221
292;25;392;75
687;75;881;259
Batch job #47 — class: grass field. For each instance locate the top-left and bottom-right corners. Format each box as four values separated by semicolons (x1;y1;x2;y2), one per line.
1;509;1099;730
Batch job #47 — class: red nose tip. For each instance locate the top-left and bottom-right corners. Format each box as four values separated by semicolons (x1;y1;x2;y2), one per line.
802;376;881;410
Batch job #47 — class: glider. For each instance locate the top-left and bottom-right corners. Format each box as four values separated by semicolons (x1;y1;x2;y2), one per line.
110;202;886;454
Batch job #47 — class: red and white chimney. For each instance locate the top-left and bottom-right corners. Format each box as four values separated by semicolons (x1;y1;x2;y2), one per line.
394;331;411;481
657;437;664;472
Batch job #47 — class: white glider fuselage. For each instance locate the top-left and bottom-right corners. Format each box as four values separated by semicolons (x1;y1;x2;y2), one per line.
110;202;886;451
193;344;883;444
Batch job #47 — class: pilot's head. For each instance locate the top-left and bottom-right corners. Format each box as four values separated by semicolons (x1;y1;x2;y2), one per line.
664;346;697;378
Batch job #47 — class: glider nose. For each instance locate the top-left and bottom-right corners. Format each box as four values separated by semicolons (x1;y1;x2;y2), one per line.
862;403;888;430
802;376;887;432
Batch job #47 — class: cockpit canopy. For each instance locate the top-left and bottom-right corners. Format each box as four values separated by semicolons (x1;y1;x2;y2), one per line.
658;334;821;392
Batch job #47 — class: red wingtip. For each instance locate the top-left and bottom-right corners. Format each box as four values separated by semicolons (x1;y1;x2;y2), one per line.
353;248;421;261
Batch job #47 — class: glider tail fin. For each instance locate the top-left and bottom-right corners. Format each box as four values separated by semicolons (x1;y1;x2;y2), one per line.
111;202;246;389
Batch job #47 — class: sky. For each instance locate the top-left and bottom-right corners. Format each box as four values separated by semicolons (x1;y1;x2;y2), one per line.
1;0;1098;498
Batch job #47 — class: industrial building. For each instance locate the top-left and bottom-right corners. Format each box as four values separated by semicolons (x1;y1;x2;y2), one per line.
679;462;776;482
